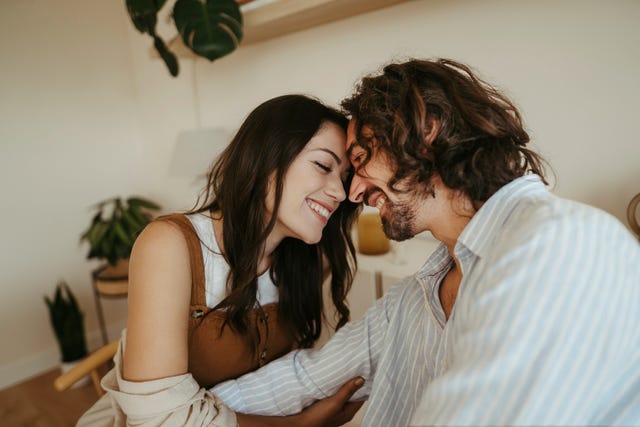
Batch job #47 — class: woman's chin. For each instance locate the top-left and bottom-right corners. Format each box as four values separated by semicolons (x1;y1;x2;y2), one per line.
298;231;322;245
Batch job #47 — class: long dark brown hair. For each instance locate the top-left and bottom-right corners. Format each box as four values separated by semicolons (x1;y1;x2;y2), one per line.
193;94;359;349
342;59;548;207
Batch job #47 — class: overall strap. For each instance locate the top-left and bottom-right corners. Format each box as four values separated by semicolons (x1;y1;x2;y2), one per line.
155;214;207;306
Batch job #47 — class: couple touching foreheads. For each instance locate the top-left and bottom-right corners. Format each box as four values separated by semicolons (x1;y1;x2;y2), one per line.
78;59;640;426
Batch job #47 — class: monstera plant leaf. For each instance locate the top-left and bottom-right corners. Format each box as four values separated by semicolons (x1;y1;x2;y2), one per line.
173;0;243;61
125;0;243;76
126;0;167;34
126;0;179;76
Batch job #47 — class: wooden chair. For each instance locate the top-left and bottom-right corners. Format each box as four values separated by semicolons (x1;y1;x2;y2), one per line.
54;339;119;397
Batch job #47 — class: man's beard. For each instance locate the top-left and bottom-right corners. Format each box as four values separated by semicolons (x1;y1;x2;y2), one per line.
381;199;418;242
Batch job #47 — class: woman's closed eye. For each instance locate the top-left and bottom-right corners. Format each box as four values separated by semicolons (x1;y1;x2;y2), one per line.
313;161;332;173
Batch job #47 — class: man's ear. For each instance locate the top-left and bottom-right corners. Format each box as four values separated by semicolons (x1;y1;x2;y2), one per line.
424;117;440;145
419;117;440;157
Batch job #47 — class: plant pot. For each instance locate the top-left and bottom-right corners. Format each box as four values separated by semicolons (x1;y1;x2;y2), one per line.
60;359;91;389
94;259;129;296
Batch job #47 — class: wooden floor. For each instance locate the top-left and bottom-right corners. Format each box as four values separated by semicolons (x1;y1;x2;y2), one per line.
0;366;365;426
0;368;100;427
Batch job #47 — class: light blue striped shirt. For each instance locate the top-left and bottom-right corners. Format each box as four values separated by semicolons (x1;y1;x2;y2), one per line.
213;175;640;426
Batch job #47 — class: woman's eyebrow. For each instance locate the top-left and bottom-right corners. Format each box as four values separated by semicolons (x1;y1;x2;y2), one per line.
311;148;342;164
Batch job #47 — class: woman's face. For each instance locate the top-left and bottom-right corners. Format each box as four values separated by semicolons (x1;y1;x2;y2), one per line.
268;122;350;245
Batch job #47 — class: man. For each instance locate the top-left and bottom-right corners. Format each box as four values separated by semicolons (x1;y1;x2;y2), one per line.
214;59;639;426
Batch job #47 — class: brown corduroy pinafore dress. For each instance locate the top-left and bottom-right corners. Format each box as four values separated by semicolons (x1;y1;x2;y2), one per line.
157;214;296;389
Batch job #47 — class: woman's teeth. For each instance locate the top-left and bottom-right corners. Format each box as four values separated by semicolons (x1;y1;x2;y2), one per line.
376;196;386;210
307;200;330;219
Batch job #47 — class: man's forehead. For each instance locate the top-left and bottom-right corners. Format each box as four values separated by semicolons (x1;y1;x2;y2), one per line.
346;120;358;150
346;120;374;150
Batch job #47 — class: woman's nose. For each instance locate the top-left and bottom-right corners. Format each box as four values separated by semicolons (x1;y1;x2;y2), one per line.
327;175;346;202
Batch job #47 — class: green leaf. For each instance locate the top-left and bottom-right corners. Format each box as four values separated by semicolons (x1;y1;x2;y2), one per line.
98;227;114;260
173;0;243;62
126;0;166;34
121;210;143;234
114;221;132;246
92;223;109;246
90;211;103;224
127;197;161;211
44;281;88;361
129;205;147;224
127;0;167;14
82;195;160;264
153;35;179;77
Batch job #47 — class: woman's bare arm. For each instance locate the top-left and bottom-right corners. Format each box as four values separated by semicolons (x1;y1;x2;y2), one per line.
123;221;192;381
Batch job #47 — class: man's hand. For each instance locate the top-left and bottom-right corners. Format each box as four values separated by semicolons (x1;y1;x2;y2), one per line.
292;376;365;426
236;377;365;427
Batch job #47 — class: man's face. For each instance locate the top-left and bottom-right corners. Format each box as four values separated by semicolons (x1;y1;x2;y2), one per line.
346;120;426;241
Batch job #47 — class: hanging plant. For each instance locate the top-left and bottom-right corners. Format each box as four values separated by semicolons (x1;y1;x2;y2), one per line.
125;0;243;77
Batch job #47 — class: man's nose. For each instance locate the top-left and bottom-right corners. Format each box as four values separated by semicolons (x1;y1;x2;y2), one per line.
349;174;366;203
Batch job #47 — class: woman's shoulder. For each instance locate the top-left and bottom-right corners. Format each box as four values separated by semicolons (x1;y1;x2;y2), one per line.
130;219;191;281
137;217;189;249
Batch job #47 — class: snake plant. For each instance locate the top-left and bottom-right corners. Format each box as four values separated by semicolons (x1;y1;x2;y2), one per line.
44;282;88;363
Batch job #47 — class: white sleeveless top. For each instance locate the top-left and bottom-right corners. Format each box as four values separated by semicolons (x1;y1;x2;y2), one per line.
186;213;279;308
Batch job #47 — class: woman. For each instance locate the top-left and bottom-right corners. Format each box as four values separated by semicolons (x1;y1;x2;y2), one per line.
78;95;361;426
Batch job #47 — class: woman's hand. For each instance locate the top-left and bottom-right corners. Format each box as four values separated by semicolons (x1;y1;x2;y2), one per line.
236;376;365;427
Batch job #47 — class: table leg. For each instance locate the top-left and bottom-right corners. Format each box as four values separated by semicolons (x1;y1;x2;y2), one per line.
92;280;109;346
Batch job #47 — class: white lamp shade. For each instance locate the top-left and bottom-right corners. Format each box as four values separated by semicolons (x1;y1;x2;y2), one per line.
169;127;230;178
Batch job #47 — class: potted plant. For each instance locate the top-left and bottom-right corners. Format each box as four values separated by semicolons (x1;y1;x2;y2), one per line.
80;196;161;272
45;281;90;386
125;0;244;77
80;197;160;281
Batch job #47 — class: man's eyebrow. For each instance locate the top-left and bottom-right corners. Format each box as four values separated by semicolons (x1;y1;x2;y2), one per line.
346;143;364;157
312;148;342;164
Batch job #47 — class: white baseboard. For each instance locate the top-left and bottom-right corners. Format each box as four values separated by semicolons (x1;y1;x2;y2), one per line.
0;321;126;390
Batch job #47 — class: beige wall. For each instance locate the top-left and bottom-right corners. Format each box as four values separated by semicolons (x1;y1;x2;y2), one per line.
0;1;143;387
1;0;639;388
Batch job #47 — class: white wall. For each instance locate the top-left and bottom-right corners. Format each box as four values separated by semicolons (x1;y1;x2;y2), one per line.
1;0;638;388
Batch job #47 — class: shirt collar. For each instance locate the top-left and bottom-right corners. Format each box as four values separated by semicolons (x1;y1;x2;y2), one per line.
456;174;547;258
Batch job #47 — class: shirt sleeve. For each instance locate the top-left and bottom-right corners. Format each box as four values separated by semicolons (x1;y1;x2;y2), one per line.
212;287;401;416
77;333;238;427
410;208;640;425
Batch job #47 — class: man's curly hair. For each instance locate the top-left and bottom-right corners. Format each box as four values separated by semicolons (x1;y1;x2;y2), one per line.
341;59;548;206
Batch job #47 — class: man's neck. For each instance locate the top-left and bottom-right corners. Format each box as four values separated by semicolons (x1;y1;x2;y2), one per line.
424;190;478;255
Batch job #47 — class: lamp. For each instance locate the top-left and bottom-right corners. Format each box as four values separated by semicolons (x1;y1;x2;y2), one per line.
169;127;229;177
356;208;391;299
356;211;390;256
169;59;230;178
